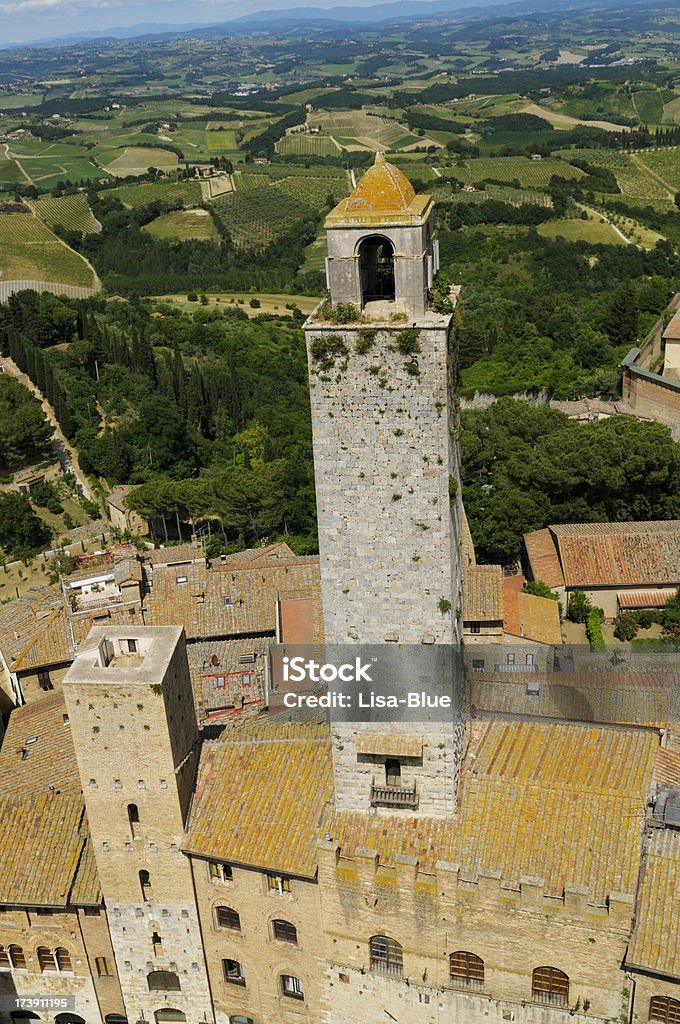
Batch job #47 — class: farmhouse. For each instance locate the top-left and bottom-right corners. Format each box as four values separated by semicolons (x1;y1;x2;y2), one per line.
524;520;680;619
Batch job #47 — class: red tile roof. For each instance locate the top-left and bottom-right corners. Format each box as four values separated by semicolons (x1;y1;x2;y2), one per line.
523;528;565;588
552;521;680;588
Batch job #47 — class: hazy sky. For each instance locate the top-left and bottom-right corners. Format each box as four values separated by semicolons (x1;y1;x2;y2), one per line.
1;0;368;46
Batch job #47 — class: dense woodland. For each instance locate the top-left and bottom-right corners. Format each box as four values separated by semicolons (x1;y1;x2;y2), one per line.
1;293;679;562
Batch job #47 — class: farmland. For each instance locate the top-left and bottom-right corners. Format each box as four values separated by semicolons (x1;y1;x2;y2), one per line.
537;216;626;245
142;208;220;242
559;149;676;205
110;179;203;209
33;193;101;234
277;134;340;157
101;146;179;176
0;210;96;286
454;156;584;187
213;185;314;249
6;140;109;187
307;110;437;151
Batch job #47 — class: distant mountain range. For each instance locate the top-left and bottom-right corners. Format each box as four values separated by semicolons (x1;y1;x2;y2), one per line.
5;0;651;49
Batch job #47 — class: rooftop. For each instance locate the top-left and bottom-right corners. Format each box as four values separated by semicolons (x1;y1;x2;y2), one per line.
463;565;503;622
502;577;562;645
525;521;680;589
331;721;656;901
627;829;680;979
184;721;333;879
0;692;99;906
325;152;431;228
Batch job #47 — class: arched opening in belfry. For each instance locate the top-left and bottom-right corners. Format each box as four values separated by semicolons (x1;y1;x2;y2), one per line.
359;235;395;304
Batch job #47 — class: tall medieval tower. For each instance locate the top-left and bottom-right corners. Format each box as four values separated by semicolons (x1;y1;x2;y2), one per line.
304;154;465;817
63;626;214;1024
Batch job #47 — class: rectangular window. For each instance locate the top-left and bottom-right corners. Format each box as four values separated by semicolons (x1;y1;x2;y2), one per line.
209;862;233;882
176;576;188;585
507;653;515;665
472;659;485;673
526;653;534;666
266;874;291;894
127;639;138;653
281;974;304;1000
83;907;101;916
37;671;52;691
470;623;481;635
223;959;245;986
95;956;112;977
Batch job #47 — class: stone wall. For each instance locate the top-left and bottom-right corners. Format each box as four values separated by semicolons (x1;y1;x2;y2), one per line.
316;843;635;1024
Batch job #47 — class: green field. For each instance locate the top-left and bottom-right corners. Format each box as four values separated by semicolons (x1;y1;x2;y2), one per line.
273;174;349;208
142;208;219;241
205;130;240;154
33;193;100;234
433;184;552;207
559;148;675;205
213;185;314;249
102;146;179;176
634;149;680;191
110;179;202;209
6;140;109;187
537;217;625;245
277;133;340;157
454;156;584;187
0;211;96;286
0;151;25;185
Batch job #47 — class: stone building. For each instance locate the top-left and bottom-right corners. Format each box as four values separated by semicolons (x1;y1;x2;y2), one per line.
304;153;464;817
0;156;679;1024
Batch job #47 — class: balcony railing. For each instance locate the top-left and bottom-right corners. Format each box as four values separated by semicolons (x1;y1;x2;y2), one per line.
370;779;418;810
532;991;568;1007
370;959;403;976
450;977;485;993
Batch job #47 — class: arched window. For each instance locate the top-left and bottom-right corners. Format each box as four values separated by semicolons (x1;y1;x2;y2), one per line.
56;947;72;972
532;966;569;1006
272;919;297;944
10;1013;41;1021
0;945;25;970
369;935;403;975
154;1012;186;1023
139;869;151;901
127;803;140;838
37;945;56;971
359;236;395;304
147;970;181;992
281;974;304;1000
650;997;680;1024
216;906;241;931
55;1015;86;1024
449;951;484;989
105;1016;128;1023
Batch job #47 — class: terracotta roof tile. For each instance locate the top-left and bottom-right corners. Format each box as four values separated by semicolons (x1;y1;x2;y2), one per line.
469;670;678;727
552;521;680;588
627;830;680;978
463;566;503;621
332;722;655;901
503;582;562;645
0;693;100;906
523;529;565;588
184;722;333;878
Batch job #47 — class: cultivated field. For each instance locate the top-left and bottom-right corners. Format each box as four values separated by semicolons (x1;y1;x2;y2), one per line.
142;208;219;241
537;217;625;245
101;146;179;176
110;179;203;209
277;133;340;157
33;194;101;234
0;211;96;286
433;184;553;207
559;148;675;205
6;140;108;187
454;156;584;187
308;110;436;151
213;185;314;249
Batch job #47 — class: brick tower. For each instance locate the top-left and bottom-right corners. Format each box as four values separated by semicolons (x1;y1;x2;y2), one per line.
63;626;214;1024
304;154;465;817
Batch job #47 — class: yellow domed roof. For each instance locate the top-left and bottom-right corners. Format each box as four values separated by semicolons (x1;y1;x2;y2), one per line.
345;152;416;213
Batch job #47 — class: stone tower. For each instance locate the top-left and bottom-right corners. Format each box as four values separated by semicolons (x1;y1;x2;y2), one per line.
63;626;214;1024
305;154;465;817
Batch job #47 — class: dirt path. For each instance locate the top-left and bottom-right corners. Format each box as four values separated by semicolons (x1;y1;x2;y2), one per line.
578;204;632;245
0;354;95;500
3;143;31;184
26;203;101;290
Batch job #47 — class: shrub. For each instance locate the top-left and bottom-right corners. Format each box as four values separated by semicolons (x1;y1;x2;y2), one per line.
613;612;638;642
438;597;452;615
567;590;592;624
586;607;606;650
249;297;261;308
